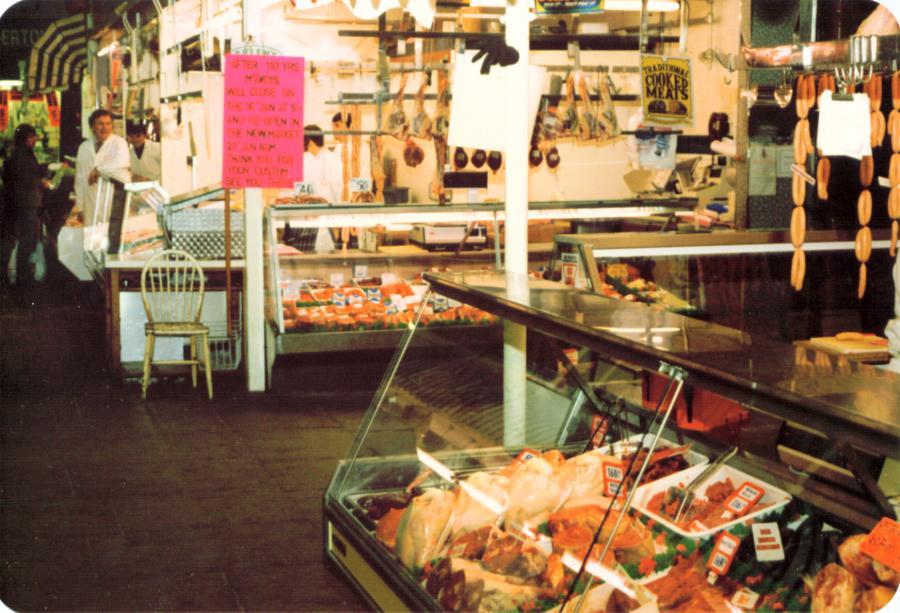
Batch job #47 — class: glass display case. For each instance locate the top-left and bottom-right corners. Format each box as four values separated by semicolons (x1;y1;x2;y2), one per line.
323;270;899;612
263;199;695;355
548;229;896;345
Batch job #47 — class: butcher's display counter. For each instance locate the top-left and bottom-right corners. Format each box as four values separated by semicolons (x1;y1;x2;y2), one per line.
103;253;244;378
323;270;899;612
548;229;896;344
264;198;696;357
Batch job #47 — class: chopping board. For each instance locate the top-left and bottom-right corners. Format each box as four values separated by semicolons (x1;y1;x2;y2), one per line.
803;335;890;361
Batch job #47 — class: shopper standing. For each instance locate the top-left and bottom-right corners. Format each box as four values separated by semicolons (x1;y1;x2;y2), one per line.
126;122;161;182
74;109;130;226
9;124;51;286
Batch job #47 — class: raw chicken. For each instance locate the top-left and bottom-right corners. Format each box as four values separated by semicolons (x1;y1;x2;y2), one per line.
559;450;609;501
505;456;570;531
451;471;509;537
411;79;433;140
386;74;410;140
394;488;455;571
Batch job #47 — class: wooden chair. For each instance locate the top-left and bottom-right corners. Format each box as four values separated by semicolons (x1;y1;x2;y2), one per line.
140;249;213;399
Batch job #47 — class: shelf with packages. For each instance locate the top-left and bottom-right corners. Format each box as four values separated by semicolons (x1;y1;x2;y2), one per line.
547;228;896;346
263;199;696;355
99;183;245;377
323;269;899;612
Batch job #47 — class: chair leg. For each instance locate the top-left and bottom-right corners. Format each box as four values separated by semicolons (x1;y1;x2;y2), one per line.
141;333;155;399
201;332;213;399
189;336;198;388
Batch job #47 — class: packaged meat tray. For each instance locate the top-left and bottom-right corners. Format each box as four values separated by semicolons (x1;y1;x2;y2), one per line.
598;434;708;490
632;463;792;539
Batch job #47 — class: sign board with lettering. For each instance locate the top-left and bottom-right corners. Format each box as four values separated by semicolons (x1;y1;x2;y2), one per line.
641;54;693;127
223;55;305;188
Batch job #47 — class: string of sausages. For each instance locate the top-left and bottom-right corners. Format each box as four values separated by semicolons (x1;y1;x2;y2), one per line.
791;75;816;291
855;75;883;299
815;75;835;201
889;72;900;256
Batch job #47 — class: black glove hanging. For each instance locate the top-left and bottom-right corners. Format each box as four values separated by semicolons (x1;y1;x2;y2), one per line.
471;38;520;75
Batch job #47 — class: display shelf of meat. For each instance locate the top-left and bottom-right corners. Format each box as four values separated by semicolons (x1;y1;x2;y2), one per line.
322;269;898;611
264;201;695;356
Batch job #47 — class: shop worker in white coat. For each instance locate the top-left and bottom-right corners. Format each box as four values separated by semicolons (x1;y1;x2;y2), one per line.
126;122;161;182
303;124;343;251
74;109;131;227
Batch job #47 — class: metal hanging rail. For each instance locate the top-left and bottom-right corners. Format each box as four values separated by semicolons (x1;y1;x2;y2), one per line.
742;33;900;70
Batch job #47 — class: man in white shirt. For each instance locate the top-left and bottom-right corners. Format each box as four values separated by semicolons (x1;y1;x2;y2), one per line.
74;109;131;226
303;124;343;203
126;123;161;182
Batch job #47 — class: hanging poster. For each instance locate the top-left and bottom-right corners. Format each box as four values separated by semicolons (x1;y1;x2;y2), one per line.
535;0;603;15
222;55;305;188
641;54;693;126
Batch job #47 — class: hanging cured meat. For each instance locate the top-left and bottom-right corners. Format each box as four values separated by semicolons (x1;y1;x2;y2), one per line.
487;151;503;174
386;74;410;140
453;147;469;170
471;149;486;168
410;78;433;140
432;70;450;140
790;74;815;291
403;137;425;167
595;72;619;139
562;74;579;136
576;73;598;141
369;136;385;203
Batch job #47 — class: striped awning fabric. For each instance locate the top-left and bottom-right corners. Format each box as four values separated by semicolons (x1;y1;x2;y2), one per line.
27;14;88;92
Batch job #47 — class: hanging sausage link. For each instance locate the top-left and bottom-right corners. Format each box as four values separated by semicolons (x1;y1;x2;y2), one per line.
890;71;900;256
791;75;815;291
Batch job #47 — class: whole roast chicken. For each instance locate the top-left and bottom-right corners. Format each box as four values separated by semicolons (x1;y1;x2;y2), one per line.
395;488;455;571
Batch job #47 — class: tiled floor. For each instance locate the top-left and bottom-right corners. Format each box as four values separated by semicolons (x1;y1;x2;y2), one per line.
1;271;372;610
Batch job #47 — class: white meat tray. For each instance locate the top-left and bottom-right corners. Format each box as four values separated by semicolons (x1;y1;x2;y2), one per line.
599;434;709;484
631;463;792;539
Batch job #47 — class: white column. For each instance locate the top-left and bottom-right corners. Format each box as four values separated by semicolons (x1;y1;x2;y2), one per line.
503;0;530;447
242;0;266;391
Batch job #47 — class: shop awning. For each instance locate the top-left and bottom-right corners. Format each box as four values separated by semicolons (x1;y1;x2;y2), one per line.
26;14;88;92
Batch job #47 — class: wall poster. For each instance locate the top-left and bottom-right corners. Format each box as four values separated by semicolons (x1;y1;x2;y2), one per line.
641;54;693;127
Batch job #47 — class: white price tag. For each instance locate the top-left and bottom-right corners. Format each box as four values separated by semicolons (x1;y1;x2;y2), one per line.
752;522;785;562
330;273;345;287
353;264;368;279
731;588;760;609
349;177;372;193
381;272;398;284
294;181;314;195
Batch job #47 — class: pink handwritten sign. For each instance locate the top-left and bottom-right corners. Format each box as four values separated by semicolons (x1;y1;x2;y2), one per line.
223;55;304;188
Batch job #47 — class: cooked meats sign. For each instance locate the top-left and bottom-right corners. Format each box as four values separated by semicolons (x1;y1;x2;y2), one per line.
641;54;693;126
223;55;305;188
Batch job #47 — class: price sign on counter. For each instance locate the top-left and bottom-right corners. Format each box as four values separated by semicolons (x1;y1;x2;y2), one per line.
350;178;372;193
861;517;900;572
294;182;314;196
223;55;305;188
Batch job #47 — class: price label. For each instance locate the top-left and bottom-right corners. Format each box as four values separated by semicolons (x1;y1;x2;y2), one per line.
731;588;760;609
294;181;315;195
707;531;741;577
330;273;345;287
752;522;785;562
860;517;900;573
603;459;626;497
722;482;765;519
349;177;372;193
381;272;398;284
589;415;609;449
353;264;368;279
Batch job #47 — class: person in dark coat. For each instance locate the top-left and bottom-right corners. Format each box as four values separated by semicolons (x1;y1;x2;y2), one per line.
0;143;16;285
10;124;51;286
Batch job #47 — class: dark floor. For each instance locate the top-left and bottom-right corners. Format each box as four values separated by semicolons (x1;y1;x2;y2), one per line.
1;266;372;610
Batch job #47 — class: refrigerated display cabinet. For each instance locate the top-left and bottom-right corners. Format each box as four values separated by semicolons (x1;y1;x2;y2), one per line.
548;229;896;345
323;269;899;612
263;199;694;357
